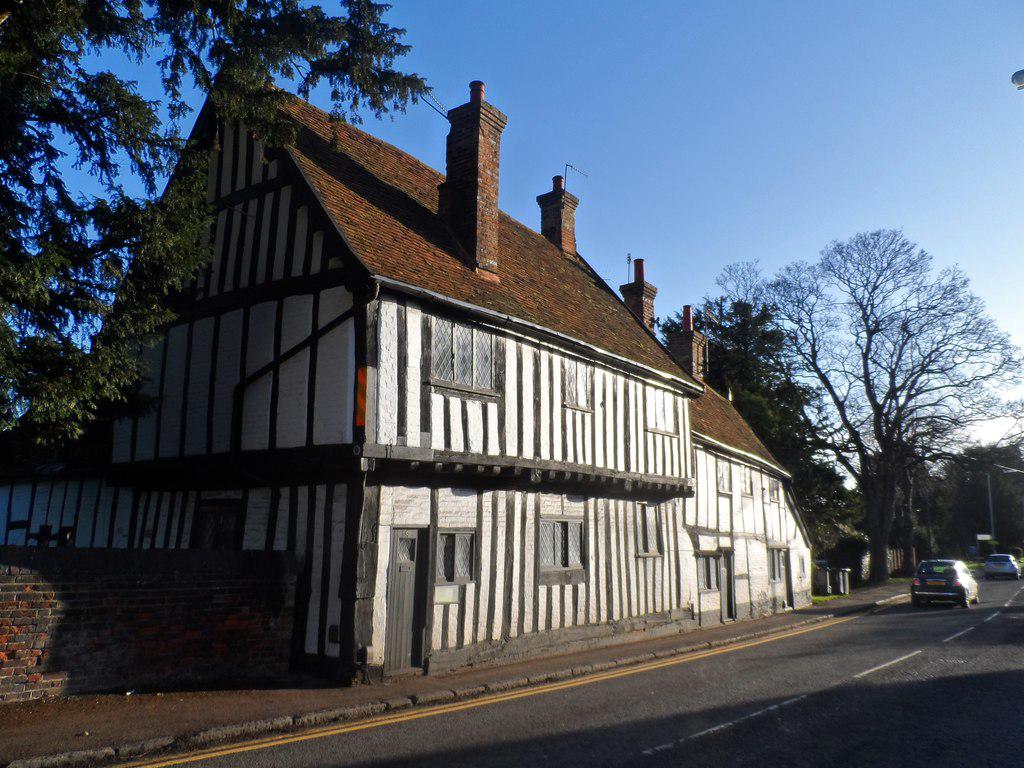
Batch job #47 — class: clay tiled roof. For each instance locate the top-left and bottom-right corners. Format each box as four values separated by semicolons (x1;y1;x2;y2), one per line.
281;98;698;388
689;383;788;476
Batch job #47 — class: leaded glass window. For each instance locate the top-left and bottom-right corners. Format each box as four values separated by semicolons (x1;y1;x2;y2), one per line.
432;318;494;390
740;465;754;496
716;459;732;493
474;328;493;389
539;519;584;569
562;357;592;408
646;388;675;432
437;532;475;583
432;319;454;381
453;322;473;385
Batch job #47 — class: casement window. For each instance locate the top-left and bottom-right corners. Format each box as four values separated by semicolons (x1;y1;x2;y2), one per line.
646;387;676;433
437;531;475;584
740;465;754;496
768;478;781;502
432;318;493;390
697;554;720;590
539;519;584;570
562;357;593;409
636;504;662;556
716;459;732;494
769;549;786;581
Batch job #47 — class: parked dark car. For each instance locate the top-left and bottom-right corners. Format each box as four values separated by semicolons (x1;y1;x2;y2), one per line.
911;560;979;608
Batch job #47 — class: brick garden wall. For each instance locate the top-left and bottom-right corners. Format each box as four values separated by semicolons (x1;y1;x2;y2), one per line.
0;547;296;704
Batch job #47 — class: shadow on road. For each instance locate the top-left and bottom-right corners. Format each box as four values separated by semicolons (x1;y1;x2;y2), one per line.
328;669;1024;768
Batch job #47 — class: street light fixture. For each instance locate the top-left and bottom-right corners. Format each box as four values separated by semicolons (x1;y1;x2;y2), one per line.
1013;69;1024;90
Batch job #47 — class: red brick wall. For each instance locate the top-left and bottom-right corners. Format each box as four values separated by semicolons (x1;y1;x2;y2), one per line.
0;547;296;704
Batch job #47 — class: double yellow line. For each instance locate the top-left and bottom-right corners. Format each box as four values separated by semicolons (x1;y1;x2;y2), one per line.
120;614;859;768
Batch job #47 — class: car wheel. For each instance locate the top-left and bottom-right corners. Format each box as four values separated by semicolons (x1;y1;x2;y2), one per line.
912;596;922;608
961;593;971;609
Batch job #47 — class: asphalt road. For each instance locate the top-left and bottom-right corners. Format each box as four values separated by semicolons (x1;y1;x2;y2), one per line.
125;577;1024;768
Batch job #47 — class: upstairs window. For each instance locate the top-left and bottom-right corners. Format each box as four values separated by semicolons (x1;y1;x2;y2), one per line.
539;519;584;570
637;504;661;556
562;357;593;409
646;388;676;433
768;478;781;502
740;465;754;496
716;459;732;494
432;318;493;390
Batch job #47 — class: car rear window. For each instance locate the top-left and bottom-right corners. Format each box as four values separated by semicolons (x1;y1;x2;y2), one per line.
917;562;956;575
987;555;1012;562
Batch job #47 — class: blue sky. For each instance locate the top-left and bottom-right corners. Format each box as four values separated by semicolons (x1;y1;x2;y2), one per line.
110;1;1024;367
331;0;1024;356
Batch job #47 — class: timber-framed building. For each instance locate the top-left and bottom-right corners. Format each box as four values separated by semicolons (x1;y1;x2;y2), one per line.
0;81;810;686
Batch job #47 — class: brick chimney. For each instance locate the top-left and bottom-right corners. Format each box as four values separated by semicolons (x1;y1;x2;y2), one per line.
619;258;658;330
536;175;579;256
438;80;508;275
665;305;709;378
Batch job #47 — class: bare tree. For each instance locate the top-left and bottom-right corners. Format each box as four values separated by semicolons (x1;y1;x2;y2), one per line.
767;230;1020;581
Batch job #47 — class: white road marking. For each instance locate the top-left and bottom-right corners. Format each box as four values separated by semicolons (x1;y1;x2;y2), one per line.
640;695;808;756
1004;586;1023;608
942;626;975;643
853;650;923;679
983;611;1000;623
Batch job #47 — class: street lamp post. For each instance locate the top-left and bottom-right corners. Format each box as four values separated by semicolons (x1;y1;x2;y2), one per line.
987;472;996;540
983;462;1024;550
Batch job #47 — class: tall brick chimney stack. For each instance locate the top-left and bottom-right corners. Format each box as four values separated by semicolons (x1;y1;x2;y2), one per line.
665;305;709;379
438;80;508;276
619;258;658;330
536;175;579;256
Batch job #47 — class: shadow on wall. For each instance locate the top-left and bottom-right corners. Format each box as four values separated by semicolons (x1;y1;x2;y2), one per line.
0;547;298;704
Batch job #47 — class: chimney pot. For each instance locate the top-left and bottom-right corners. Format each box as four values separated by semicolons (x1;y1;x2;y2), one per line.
553;175;564;191
470;80;485;103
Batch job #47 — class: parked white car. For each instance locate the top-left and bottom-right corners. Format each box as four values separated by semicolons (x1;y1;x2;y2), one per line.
983;554;1021;580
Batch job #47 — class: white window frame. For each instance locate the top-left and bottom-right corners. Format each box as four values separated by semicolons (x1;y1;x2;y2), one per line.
768;478;780;502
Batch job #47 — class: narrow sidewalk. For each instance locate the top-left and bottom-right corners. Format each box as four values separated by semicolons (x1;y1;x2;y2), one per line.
0;581;908;768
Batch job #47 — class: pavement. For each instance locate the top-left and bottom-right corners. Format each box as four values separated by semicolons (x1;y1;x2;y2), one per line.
0;580;917;768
